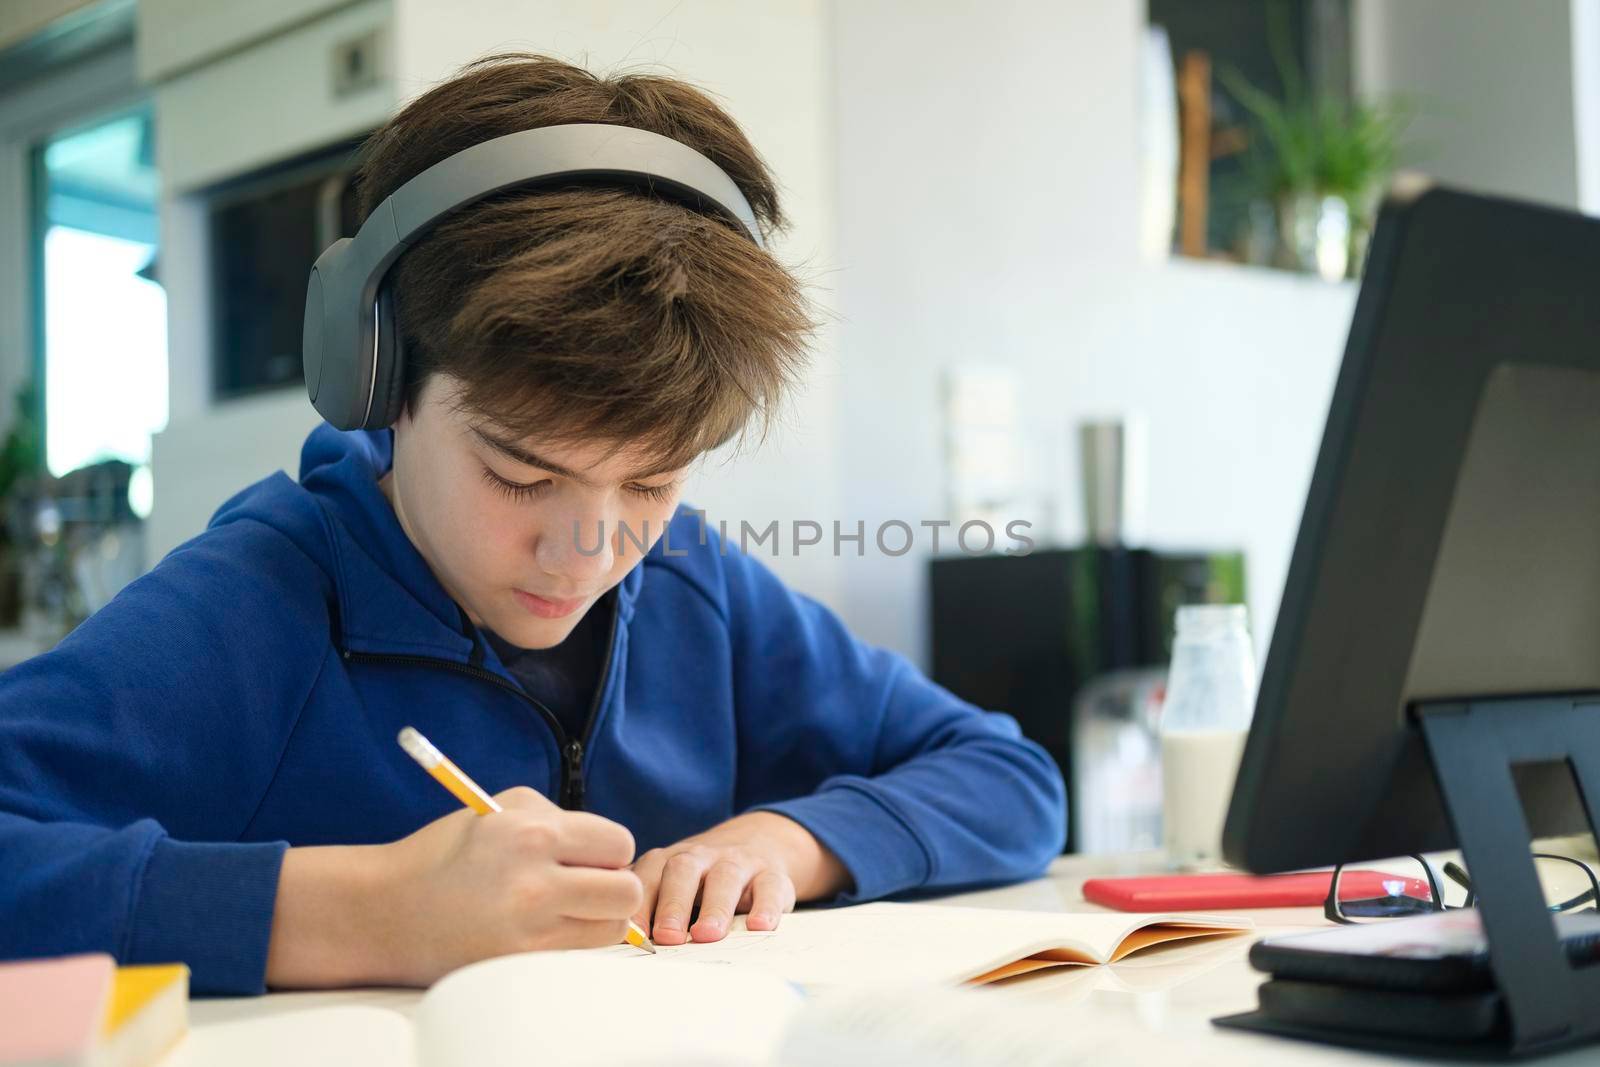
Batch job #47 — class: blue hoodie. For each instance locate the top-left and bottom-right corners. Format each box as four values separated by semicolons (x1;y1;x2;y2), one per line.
0;424;1065;994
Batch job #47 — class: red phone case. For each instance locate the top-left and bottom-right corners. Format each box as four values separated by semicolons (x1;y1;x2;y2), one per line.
1082;870;1431;912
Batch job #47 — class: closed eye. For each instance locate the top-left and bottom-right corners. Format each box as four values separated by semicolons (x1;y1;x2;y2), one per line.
480;465;552;502
482;465;677;505
626;481;679;504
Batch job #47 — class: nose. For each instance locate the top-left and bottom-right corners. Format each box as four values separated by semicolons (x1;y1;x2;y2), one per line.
534;501;615;589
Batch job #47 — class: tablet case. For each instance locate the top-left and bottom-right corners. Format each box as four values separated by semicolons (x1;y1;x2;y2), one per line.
1081;870;1427;912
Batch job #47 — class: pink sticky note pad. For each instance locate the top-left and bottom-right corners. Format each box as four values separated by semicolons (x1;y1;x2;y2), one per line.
0;953;115;1063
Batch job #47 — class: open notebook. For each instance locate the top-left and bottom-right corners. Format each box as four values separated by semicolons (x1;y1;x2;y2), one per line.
585;901;1251;989
185;902;1249;1066
187;955;1218;1067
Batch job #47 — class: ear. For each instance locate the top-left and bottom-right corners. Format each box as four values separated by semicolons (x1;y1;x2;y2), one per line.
390;379;421;435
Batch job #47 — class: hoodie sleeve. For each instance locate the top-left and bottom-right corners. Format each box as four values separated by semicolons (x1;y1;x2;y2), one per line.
721;544;1066;902
0;516;334;994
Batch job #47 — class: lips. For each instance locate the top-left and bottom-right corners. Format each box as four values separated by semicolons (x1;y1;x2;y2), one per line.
513;588;588;619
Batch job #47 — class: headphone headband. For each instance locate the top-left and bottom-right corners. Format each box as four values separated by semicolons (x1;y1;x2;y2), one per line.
303;123;764;430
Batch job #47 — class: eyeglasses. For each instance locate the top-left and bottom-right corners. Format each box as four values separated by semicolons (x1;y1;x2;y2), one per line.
1324;853;1600;924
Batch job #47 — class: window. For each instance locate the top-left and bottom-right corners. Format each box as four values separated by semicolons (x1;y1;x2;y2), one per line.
207;140;363;400
33;107;164;514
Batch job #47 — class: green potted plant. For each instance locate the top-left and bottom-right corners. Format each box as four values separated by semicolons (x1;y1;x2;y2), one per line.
0;380;44;628
1219;26;1412;279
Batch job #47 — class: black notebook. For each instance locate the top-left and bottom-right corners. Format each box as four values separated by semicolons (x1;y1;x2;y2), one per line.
1248;908;1600;994
1216;909;1600;1056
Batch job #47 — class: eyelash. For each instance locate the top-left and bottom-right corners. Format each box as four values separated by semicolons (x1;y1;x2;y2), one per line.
479;466;678;504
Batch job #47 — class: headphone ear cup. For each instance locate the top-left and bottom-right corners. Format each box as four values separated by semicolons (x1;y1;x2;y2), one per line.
368;283;408;429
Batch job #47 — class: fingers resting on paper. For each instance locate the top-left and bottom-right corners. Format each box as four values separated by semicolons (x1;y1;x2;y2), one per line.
630;811;845;946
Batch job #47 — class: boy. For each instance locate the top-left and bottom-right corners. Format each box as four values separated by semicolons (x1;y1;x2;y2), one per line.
0;54;1065;995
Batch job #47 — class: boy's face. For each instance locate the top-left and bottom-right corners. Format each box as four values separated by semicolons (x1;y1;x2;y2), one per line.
382;375;688;649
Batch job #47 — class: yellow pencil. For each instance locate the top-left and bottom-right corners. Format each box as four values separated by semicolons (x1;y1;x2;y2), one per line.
397;726;656;954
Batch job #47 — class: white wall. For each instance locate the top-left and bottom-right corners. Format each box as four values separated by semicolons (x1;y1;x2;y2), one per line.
829;0;1358;663
1568;0;1600;214
1355;0;1583;209
1575;0;1600;213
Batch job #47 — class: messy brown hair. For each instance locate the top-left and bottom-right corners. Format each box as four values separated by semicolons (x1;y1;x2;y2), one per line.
353;53;814;467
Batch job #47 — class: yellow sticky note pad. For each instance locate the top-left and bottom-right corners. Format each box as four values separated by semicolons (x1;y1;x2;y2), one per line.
103;964;187;1033
99;963;189;1066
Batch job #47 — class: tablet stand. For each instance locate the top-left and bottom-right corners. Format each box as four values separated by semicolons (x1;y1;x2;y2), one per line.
1414;694;1600;1056
1217;692;1600;1059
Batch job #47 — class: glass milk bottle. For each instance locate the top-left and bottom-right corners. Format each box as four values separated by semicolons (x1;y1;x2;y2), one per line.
1159;604;1257;869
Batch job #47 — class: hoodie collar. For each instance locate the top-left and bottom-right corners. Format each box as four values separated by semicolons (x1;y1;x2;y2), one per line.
297;423;641;660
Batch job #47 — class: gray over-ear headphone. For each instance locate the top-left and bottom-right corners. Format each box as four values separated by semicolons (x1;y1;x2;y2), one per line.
302;123;765;430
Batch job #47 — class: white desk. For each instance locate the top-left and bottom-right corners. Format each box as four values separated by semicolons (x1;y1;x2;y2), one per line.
168;852;1599;1065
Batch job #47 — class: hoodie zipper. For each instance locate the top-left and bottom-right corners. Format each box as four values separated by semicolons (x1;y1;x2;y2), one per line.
568;595;621;809
344;598;619;810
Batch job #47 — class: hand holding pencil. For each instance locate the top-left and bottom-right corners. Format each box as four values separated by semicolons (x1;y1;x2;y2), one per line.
398;727;655;954
283;725;651;986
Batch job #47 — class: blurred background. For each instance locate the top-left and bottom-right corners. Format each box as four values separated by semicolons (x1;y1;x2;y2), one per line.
0;0;1593;850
